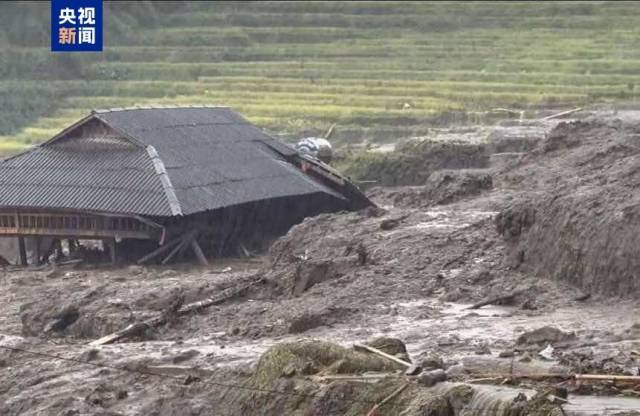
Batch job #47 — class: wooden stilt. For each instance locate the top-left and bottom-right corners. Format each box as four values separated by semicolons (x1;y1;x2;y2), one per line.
191;239;209;266
137;236;182;265
161;237;190;265
18;236;27;266
109;239;117;265
34;236;41;266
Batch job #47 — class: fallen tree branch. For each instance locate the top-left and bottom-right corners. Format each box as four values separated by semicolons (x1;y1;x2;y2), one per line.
468;287;529;309
353;343;421;375
365;383;409;416
89;276;263;346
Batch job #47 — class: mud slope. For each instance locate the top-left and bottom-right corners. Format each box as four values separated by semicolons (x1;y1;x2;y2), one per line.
496;119;640;296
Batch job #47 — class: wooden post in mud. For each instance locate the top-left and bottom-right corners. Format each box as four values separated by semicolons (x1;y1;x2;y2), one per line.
34;236;41;266
105;238;117;265
191;239;209;266
17;236;27;266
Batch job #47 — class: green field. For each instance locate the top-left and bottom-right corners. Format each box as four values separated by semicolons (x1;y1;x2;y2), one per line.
2;1;640;149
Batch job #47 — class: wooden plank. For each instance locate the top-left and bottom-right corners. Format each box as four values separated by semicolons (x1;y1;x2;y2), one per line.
542;107;583;120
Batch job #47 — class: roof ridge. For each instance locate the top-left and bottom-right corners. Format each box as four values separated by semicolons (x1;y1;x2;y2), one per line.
93;105;231;114
145;145;183;216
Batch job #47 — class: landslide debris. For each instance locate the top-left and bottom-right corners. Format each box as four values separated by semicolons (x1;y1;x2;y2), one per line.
496;118;640;296
343;139;489;187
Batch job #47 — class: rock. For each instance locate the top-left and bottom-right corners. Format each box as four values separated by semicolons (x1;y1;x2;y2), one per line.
366;337;408;357
288;313;324;334
44;306;80;333
79;349;101;362
519;352;533;363
474;344;491;355
380;216;407;230
172;349;200;364
436;335;459;346
291;260;341;296
499;350;515;358
158;269;177;278
127;265;145;276
417;369;447;386
419;353;445;370
445;363;465;378
516;326;576;346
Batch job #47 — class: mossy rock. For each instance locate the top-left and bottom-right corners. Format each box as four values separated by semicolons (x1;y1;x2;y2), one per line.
366;337;409;360
251;340;404;389
400;395;452;416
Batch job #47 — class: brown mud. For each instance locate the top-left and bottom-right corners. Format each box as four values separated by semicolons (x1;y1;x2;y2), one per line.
1;112;640;415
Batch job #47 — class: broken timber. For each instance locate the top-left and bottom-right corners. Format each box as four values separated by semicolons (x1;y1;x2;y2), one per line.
365;383;409;416
353;343;421;376
468;287;529;309
89;276;262;346
137;230;208;266
469;372;640;384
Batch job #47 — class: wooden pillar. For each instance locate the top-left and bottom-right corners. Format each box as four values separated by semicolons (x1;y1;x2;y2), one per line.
111;239;117;264
34;236;41;266
18;236;27;266
191;239;209;266
105;238;117;265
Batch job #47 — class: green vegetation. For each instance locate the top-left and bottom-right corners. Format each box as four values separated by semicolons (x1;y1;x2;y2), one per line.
2;1;640;150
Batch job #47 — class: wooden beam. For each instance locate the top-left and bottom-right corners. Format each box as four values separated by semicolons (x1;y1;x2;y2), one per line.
191;239;209;266
107;239;117;265
34;236;41;266
137;236;182;265
161;237;190;265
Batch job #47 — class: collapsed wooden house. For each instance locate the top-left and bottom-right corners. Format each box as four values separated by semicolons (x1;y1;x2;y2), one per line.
0;106;372;265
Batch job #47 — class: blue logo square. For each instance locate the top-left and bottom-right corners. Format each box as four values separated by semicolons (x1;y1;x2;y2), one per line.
51;0;103;52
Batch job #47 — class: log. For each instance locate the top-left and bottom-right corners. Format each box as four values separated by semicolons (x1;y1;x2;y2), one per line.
353;343;421;375
89;277;262;346
89;321;158;346
575;374;640;383
467;372;640;384
310;373;400;383
468;288;529;309
353;343;411;367
365;383;409;416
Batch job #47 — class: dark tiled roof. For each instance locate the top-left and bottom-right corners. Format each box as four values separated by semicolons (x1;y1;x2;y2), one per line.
0;107;347;217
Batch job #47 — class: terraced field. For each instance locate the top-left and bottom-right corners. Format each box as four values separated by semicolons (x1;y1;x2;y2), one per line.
2;1;640;149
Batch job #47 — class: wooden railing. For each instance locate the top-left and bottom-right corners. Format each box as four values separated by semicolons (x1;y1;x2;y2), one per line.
0;211;156;239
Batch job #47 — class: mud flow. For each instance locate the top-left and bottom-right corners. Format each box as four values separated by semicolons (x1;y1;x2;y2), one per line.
2;111;640;415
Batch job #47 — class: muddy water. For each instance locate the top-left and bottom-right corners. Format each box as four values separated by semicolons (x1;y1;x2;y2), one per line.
93;296;638;371
565;395;640;415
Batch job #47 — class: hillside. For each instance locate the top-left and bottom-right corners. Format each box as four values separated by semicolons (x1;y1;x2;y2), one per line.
2;1;640;152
